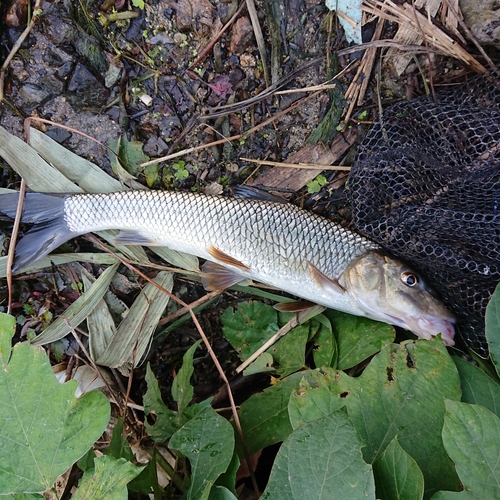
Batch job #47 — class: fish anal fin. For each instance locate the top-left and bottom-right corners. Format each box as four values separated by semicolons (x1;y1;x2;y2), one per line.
114;230;160;246
201;261;247;291
308;262;345;293
274;300;316;312
207;245;250;271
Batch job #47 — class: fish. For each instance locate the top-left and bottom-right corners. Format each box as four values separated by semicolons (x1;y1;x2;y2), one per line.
0;190;455;345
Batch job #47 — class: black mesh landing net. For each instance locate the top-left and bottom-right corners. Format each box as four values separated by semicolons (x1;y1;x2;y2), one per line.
350;73;500;357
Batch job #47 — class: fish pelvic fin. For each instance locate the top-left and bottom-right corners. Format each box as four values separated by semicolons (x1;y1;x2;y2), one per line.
0;192;77;273
201;261;248;291
274;299;316;312
308;262;345;293
206;245;250;271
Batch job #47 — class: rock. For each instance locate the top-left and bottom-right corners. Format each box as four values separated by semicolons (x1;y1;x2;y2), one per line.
230;16;254;55
18;83;51;108
67;63;108;109
460;0;500;47
175;0;215;32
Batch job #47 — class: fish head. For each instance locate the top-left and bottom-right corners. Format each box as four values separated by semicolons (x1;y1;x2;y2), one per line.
343;251;455;346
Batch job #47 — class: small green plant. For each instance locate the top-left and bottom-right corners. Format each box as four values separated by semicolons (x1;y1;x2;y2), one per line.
306;174;328;194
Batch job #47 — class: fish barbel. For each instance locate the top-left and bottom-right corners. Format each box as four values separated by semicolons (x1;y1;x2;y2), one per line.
0;190;455;345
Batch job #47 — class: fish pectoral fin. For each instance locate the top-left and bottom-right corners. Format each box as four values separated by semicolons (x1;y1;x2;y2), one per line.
308;262;345;293
274;300;316;312
114;231;160;246
201;261;247;291
207;245;250;271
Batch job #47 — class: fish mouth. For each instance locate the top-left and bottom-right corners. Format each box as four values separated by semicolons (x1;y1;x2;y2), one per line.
398;315;456;346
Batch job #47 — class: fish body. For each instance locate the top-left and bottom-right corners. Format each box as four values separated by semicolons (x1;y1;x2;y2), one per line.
0;190;455;345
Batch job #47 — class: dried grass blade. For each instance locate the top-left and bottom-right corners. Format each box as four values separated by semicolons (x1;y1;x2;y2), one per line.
31;263;119;345
0;253;119;278
93;271;174;369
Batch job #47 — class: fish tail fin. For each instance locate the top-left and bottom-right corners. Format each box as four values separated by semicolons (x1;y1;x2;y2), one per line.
0;192;78;272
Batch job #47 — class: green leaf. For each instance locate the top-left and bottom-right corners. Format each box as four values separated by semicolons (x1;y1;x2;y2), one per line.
237;371;305;455
108;135;149;177
486;282;500;377
326;309;395;370
453;356;500;418
269;322;309;377
170;406;235;500
0;313;15;366
0;337;110;494
288;370;346;430
261;409;375;499
172;339;203;423
312;320;338;368
208;486;238;500
373;436;424;500
221;301;279;361
71;456;144;500
442;400;500;496
214;451;239;496
431;491;481;499
103;418;134;462
329;339;462;495
143;363;178;442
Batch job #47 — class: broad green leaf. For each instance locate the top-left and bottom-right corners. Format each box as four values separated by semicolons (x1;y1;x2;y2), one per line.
103;418;134;463
329;339;462;496
312;320;338;368
442;400;500;496
172;339;203;423
215;452;239;496
221;301;279;361
373;436;424;500
208;486;238;500
326;309;395;369
109;135;149;177
222;301;308;375
486;283;500;377
0;336;110;493
431;491;481;499
31;263;119;345
261;409;375;500
0;312;15;366
143;363;178;442
269;322;308;377
170;406;235;500
288;370;346;429
237;371;305;455
453;356;500;418
71;456;144;500
93;271;173;368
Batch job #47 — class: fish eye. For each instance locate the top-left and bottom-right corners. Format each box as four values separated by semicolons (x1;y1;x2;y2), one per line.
401;271;418;286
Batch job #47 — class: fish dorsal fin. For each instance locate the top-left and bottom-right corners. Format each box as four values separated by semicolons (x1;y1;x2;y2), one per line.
231;185;288;204
308;262;345;293
207;245;250;271
201;261;248;291
274;300;316;312
114;230;160;246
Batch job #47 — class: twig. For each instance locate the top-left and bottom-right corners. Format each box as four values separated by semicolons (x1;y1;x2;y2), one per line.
140;90;323;168
240;157;350;171
0;0;42;102
85;235;260;493
246;0;270;86
188;1;246;70
6;179;26;315
236;315;301;374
